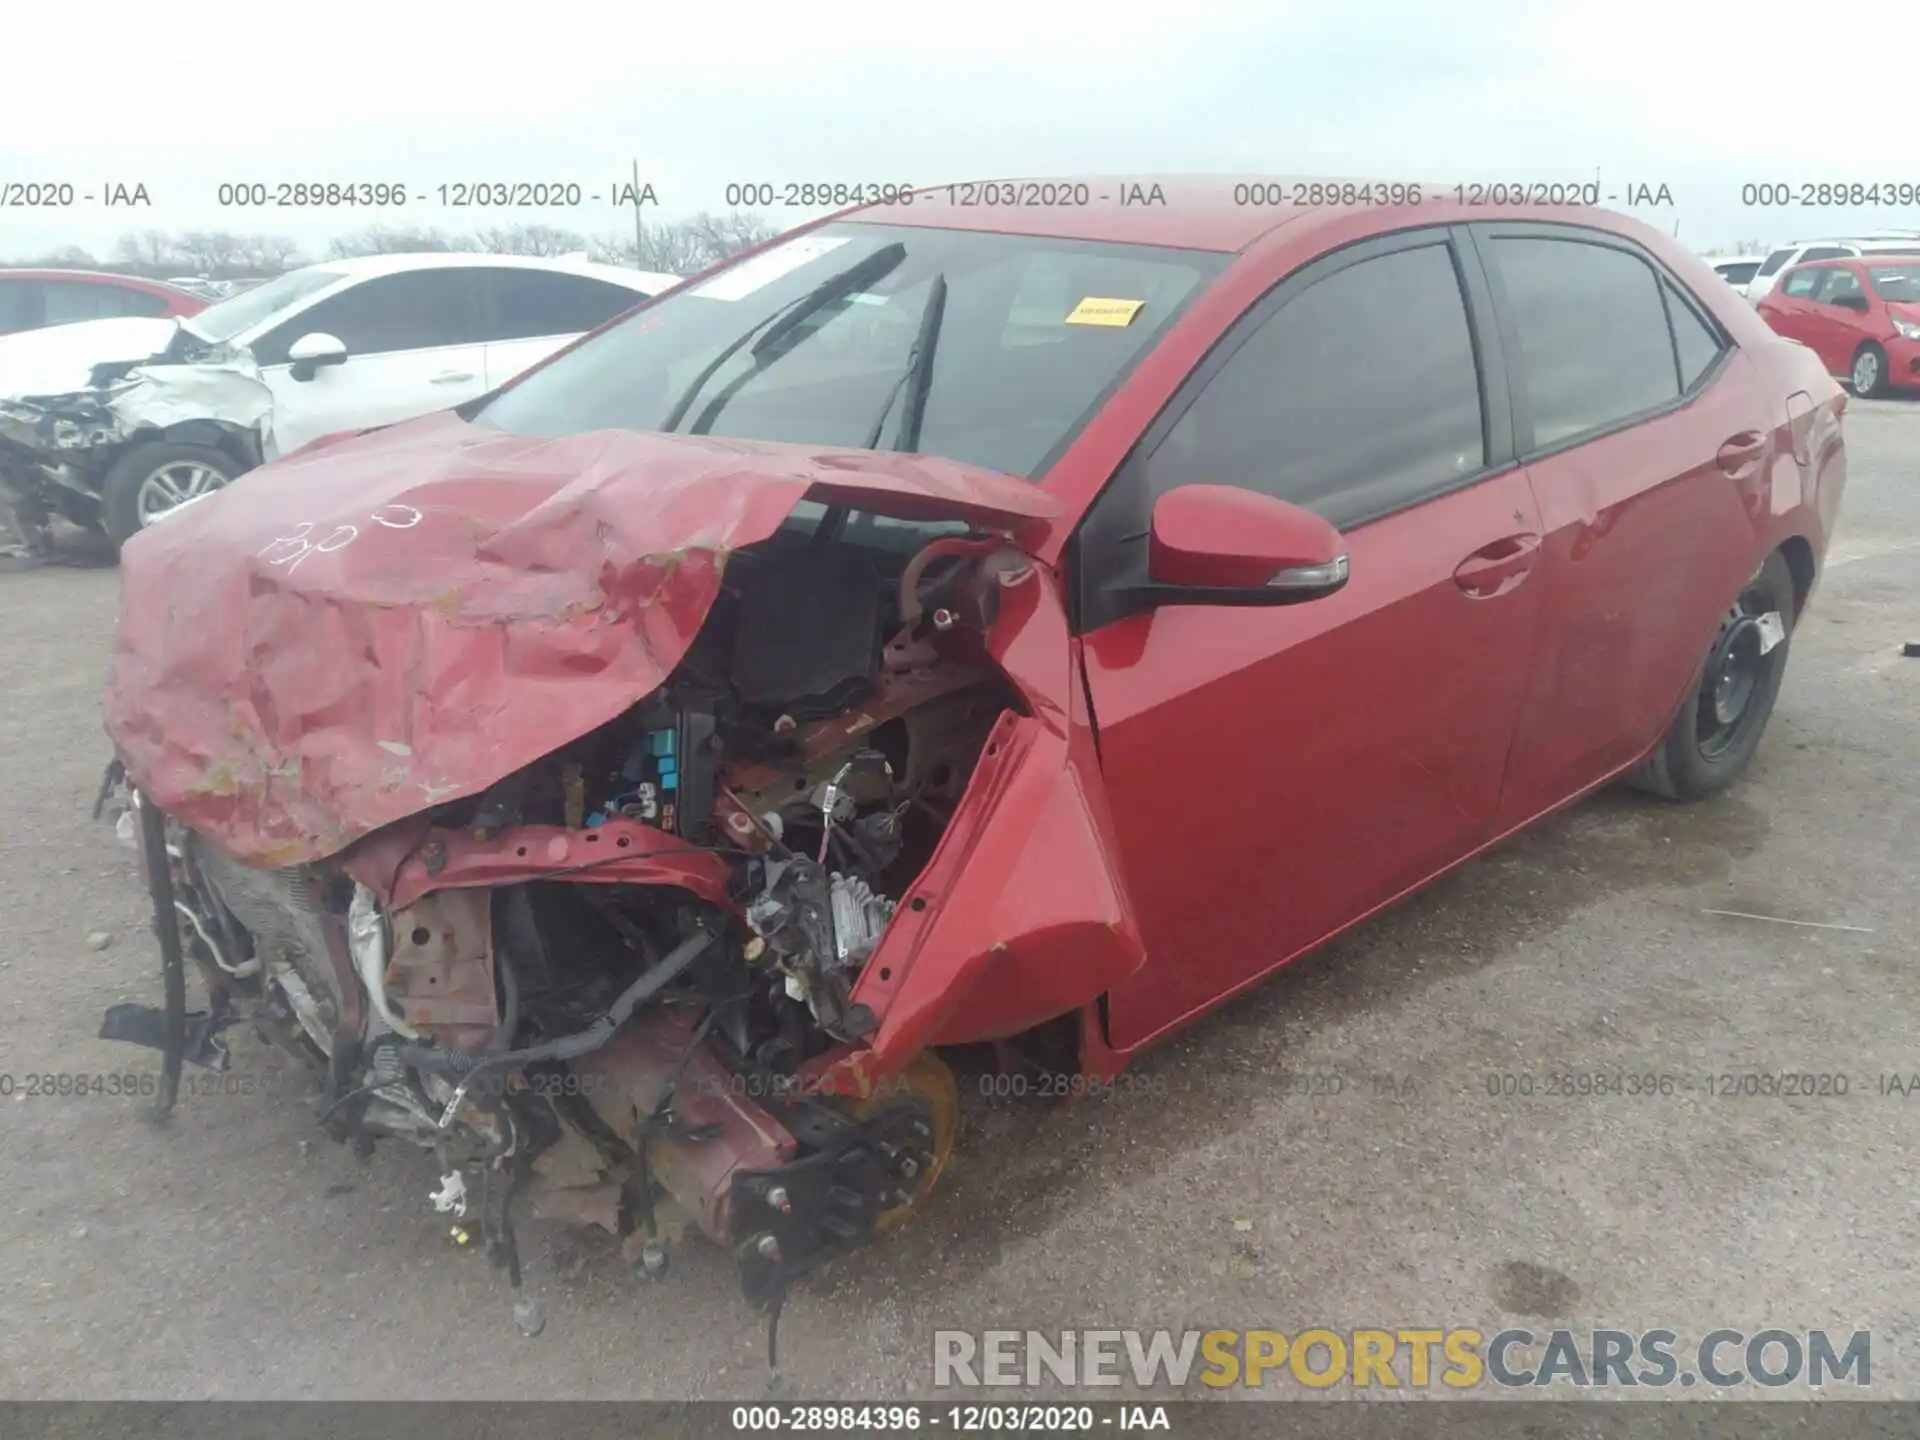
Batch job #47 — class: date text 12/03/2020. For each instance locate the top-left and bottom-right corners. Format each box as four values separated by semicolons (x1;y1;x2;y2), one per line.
1484;1072;1920;1098
1227;181;1675;207
728;1404;1171;1432
208;181;662;208
720;182;1170;208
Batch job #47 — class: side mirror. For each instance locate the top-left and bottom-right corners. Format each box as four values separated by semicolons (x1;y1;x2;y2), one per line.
286;332;347;382
1835;294;1870;312
1143;484;1349;605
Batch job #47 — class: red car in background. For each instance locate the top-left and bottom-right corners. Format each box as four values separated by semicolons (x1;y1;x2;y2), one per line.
0;268;206;335
1755;253;1920;398
98;182;1847;1304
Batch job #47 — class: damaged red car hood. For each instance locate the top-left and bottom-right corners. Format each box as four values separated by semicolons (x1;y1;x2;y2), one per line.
104;411;1061;867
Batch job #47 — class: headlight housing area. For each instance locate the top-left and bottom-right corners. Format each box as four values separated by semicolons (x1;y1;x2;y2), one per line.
348;882;419;1038
1890;315;1920;340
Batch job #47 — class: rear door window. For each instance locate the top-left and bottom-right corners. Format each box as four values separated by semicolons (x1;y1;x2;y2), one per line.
1815;268;1866;306
483;270;647;341
1486;235;1680;448
1800;246;1852;262
39;281;171;323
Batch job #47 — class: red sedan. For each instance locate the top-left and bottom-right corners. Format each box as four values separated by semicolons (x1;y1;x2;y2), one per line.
99;179;1847;1304
0;267;206;335
1755;252;1920;397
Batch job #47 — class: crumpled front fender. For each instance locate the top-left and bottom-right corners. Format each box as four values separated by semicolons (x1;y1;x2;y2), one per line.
807;557;1145;1097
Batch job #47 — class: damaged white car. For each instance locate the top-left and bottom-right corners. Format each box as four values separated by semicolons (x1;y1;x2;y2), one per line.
0;253;676;553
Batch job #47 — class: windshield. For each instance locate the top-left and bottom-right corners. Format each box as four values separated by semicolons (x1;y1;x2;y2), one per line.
471;222;1227;479
1756;248;1796;279
180;267;344;343
1868;266;1920;303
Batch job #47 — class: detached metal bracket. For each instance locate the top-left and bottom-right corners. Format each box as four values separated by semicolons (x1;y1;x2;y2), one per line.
135;790;189;1123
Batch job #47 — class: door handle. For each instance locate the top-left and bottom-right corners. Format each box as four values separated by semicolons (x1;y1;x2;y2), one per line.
1716;431;1766;475
1453;533;1541;598
1783;393;1814;468
429;370;476;384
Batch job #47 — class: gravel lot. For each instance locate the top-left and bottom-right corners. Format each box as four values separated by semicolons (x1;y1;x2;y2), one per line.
1;401;1915;1402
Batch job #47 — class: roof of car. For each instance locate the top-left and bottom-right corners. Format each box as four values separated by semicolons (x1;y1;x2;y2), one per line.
1710;255;1768;265
1777;234;1920;247
1797;252;1920;267
306;251;679;292
0;268;201;294
841;177;1351;253
837;176;1705;256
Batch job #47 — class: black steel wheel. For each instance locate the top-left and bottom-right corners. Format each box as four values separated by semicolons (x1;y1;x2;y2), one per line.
1628;551;1796;801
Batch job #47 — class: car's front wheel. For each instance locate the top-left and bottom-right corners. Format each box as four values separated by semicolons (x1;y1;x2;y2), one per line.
1850;343;1888;399
101;442;240;550
1627;551;1797;802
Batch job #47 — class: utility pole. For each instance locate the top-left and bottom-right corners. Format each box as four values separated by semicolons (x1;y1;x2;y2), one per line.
632;158;646;266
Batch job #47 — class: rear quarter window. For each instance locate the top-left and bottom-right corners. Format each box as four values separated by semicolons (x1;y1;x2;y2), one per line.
1487;235;1680;448
1663;281;1727;390
0;279;40;333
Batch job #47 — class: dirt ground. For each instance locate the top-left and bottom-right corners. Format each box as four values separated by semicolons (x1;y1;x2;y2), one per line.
1;402;1916;1401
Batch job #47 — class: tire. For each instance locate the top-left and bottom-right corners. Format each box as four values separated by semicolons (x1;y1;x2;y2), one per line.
1850;343;1888;399
1628;551;1797;802
100;441;240;551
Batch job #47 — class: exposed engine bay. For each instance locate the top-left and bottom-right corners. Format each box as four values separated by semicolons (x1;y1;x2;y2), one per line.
99;517;1034;1323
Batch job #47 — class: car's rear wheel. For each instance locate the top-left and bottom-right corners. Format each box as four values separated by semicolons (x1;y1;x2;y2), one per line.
1850;343;1888;399
101;442;240;550
1627;551;1796;802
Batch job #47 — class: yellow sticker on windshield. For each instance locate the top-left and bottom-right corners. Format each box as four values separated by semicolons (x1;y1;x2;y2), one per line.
1065;297;1145;327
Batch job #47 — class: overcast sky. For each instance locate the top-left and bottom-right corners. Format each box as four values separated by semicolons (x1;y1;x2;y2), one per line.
3;0;1913;262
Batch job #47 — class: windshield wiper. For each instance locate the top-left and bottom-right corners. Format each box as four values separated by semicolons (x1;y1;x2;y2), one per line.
863;272;947;452
659;242;907;434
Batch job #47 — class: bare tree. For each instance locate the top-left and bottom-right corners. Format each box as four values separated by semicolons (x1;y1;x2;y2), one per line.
17;244;99;268
683;210;779;265
326;226;478;258
586;227;686;274
588;212;777;275
244;235;305;273
470;223;591;257
12;215;778;279
113;230;182;275
175;231;255;276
